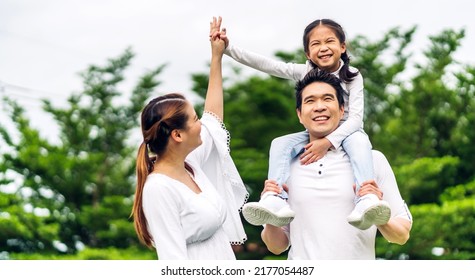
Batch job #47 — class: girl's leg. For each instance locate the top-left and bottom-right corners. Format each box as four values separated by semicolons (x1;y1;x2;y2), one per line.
343;130;391;230
268;131;308;199
341;129;373;196
242;131;307;227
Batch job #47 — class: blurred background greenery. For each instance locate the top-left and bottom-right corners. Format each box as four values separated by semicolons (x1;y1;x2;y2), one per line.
1;25;474;260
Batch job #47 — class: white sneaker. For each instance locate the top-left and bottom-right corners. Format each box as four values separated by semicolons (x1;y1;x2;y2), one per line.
347;194;391;230
242;194;295;227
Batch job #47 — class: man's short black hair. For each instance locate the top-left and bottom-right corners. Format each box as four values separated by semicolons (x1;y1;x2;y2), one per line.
295;69;346;111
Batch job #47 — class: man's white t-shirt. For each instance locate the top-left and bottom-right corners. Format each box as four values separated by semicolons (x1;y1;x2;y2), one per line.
284;147;411;260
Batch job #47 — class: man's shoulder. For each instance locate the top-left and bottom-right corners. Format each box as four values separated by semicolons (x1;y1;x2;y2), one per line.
371;150;393;174
371;149;385;159
371;150;389;163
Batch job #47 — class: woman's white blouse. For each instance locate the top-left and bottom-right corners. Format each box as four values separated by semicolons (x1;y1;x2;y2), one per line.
142;112;248;259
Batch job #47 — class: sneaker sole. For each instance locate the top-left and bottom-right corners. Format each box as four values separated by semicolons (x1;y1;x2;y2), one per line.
347;202;391;230
242;203;295;227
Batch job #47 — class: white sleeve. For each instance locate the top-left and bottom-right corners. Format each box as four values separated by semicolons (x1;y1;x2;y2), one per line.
186;112;222;166
224;44;309;81
326;73;365;148
373;150;413;222
190;111;249;244
142;179;188;259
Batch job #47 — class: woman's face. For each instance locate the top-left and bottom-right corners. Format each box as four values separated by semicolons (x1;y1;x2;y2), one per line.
182;102;202;150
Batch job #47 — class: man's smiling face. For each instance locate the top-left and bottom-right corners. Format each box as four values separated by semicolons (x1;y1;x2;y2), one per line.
297;81;344;141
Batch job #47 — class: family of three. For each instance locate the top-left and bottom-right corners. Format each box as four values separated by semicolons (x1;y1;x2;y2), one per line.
130;16;412;260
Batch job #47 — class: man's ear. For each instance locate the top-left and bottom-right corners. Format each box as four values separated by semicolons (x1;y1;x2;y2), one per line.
296;108;304;125
170;129;183;143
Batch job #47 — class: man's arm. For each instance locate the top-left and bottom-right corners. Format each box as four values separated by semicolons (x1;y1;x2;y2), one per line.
261;225;289;255
358;180;412;245
258;180;291;254
377;217;412;245
364;150;413;245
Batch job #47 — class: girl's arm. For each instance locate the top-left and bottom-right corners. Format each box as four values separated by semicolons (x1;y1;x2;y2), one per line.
326;71;365;148
225;44;310;82
216;24;307;81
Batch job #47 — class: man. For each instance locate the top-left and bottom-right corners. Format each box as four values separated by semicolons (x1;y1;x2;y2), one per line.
257;70;412;259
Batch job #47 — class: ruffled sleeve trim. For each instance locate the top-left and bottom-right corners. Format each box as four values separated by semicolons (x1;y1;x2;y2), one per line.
200;111;249;245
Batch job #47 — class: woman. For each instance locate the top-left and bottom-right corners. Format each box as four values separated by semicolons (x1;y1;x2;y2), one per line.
131;17;248;260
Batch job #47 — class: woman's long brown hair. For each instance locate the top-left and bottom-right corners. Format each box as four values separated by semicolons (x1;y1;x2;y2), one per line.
131;93;189;247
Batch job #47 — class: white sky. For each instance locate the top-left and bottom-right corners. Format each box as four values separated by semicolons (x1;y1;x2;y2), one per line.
0;0;474;142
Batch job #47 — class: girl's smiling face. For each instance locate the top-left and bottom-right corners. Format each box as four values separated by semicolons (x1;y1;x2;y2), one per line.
306;25;346;73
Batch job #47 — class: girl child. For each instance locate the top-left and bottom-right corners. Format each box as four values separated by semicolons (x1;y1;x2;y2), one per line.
219;18;391;230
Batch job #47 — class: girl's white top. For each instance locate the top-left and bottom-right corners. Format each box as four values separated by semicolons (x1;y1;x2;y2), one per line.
225;44;365;149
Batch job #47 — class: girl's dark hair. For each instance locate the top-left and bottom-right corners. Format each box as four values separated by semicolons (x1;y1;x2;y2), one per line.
295;69;345;111
303;19;358;83
132;93;191;247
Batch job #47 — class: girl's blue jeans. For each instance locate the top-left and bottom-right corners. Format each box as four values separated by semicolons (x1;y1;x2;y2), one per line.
267;129;373;200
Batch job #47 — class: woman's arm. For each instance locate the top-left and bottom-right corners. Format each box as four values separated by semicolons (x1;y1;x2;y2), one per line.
143;179;188;259
187;17;227;165
204;16;226;121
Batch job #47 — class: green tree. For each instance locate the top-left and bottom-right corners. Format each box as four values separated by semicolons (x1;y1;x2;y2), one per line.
394;156;459;204
351;26;416;144
0;48;164;253
388;29;466;162
377;180;475;260
0;191;59;253
452;65;475;178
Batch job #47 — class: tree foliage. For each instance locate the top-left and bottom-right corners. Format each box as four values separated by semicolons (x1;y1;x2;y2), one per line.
0;48;164;253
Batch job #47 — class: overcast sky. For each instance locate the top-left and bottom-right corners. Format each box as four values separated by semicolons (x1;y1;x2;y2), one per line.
0;0;473;142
